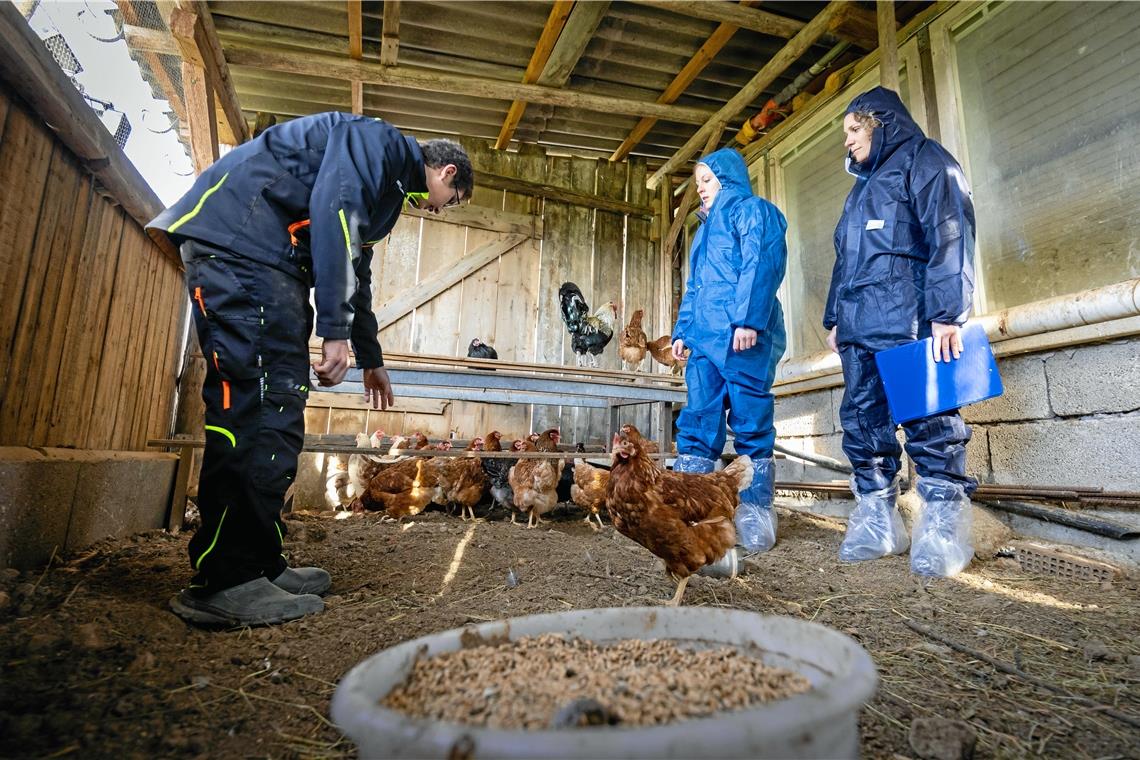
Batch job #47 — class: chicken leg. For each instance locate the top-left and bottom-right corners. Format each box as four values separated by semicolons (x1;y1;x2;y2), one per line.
667;575;690;607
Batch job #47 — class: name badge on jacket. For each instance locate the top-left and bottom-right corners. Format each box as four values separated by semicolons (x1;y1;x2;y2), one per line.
865;219;885;230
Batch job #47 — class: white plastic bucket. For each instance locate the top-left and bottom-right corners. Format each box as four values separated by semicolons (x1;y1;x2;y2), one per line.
330;606;878;759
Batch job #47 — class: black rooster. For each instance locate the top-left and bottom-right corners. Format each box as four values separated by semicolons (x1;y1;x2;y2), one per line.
557;282;618;368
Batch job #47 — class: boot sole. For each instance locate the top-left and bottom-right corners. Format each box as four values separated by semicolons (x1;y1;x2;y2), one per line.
169;595;321;627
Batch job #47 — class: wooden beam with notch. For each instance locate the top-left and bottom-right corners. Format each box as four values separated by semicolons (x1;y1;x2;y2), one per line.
477;171;653;218
830;2;881;50
381;0;401;66
348;0;363;114
630;0;805;38
402;204;543;238
223;46;718;124
611;0;756;162
374;234;528;329
495;0;574;150
648;0;845;189
171;1;249;144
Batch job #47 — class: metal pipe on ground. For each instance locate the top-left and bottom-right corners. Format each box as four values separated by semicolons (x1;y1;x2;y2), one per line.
976;499;1140;540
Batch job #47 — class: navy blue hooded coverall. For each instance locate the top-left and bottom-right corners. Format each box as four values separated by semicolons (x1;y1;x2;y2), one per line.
825;88;978;496
673;148;787;461
148;113;425;592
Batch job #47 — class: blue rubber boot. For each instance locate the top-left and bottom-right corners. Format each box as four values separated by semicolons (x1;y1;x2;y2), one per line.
839;477;910;562
736;456;777;554
911;477;974;577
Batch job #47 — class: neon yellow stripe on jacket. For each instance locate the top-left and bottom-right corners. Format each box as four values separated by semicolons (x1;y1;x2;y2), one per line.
167;172;230;233
338;208;352;260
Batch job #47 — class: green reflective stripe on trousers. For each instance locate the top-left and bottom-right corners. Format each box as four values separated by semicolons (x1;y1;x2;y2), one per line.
167;172;230;233
338;208;352;260
275;522;283;544
205;425;236;447
194;505;228;570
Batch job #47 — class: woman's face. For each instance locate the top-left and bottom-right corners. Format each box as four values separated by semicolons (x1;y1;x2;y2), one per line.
694;164;721;210
843;113;874;163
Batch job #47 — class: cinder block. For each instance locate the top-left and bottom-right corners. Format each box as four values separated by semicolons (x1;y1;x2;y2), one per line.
988;415;1140;490
1046;341;1140;416
65;453;177;549
0;448;79;570
963;355;1052;423
774;388;835;437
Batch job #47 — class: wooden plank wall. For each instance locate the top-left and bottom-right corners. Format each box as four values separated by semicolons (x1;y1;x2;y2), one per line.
0;81;184;450
306;139;665;448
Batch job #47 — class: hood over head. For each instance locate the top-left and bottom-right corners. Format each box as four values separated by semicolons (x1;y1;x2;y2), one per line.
695;147;753;216
844;87;923;176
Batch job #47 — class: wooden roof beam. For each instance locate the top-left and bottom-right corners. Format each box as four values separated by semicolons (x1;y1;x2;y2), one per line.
381;0;400;66
223;46;719;124
535;1;610;86
877;0;900;90
611;0;756;162
116;3;187;131
348;0;363;114
647;0;845;190
477;171;654;218
171;1;250;144
495;0;574;150
630;0;805;39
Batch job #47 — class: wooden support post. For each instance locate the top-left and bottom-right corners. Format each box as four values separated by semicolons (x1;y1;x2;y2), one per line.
167;443;194;532
381;0;401;66
347;0;363;114
877;0;899;92
181;57;218;172
170;2;249;145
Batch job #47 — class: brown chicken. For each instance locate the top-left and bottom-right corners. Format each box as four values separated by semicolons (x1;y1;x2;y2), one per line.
606;425;753;606
570;459;609;531
619;423;659;454
647;334;687;376
508;429;564;528
344;429;388;505
618;309;648;371
434;437;487;521
355;436;443;520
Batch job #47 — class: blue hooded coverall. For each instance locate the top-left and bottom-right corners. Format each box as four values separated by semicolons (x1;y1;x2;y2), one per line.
672;148;788;462
148;113;425;592
825;88;978;496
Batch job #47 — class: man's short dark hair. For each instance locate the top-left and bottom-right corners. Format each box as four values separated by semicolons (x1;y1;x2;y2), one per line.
420;139;474;196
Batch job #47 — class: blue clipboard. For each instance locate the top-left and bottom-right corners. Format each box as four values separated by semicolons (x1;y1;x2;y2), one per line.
874;322;1003;424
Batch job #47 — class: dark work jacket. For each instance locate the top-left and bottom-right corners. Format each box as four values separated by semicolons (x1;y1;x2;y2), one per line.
148;113;428;367
673;148;787;384
824;87;975;351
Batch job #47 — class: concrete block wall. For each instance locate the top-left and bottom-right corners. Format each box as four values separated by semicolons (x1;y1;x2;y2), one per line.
0;448;178;570
775;337;1140;491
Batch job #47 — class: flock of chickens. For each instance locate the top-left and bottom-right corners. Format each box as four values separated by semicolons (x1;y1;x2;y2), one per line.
328;424;753;605
465;282;687;374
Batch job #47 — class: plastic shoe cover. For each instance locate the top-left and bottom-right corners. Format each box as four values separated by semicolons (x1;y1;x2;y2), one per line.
673;454;716;474
170;577;324;627
272;566;332;596
910;477;974;577
696;546;747;579
839;479;909;562
736;457;777;554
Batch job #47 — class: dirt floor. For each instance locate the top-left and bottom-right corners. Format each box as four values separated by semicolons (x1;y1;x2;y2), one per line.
1;501;1138;760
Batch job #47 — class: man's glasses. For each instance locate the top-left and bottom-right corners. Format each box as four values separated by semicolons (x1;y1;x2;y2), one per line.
444;186;461;209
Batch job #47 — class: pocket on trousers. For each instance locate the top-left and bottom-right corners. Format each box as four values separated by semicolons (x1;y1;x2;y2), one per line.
252;389;306;495
189;259;262;381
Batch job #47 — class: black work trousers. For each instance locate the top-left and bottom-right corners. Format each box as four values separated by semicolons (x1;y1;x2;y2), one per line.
181;239;313;592
838;343;977;497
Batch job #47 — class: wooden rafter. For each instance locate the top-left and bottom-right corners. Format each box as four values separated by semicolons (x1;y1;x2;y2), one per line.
495;0;574;150
172;1;249;144
534;1;610;86
347;0;363;114
380;0;400;66
115;2;188;133
630;0;805;39
648;0;845;190
478;171;653;218
611;0;757;162
222;46;717;124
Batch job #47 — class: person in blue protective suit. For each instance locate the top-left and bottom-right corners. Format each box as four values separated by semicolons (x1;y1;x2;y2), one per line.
670;147;787;566
147;113;473;626
824;87;976;577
